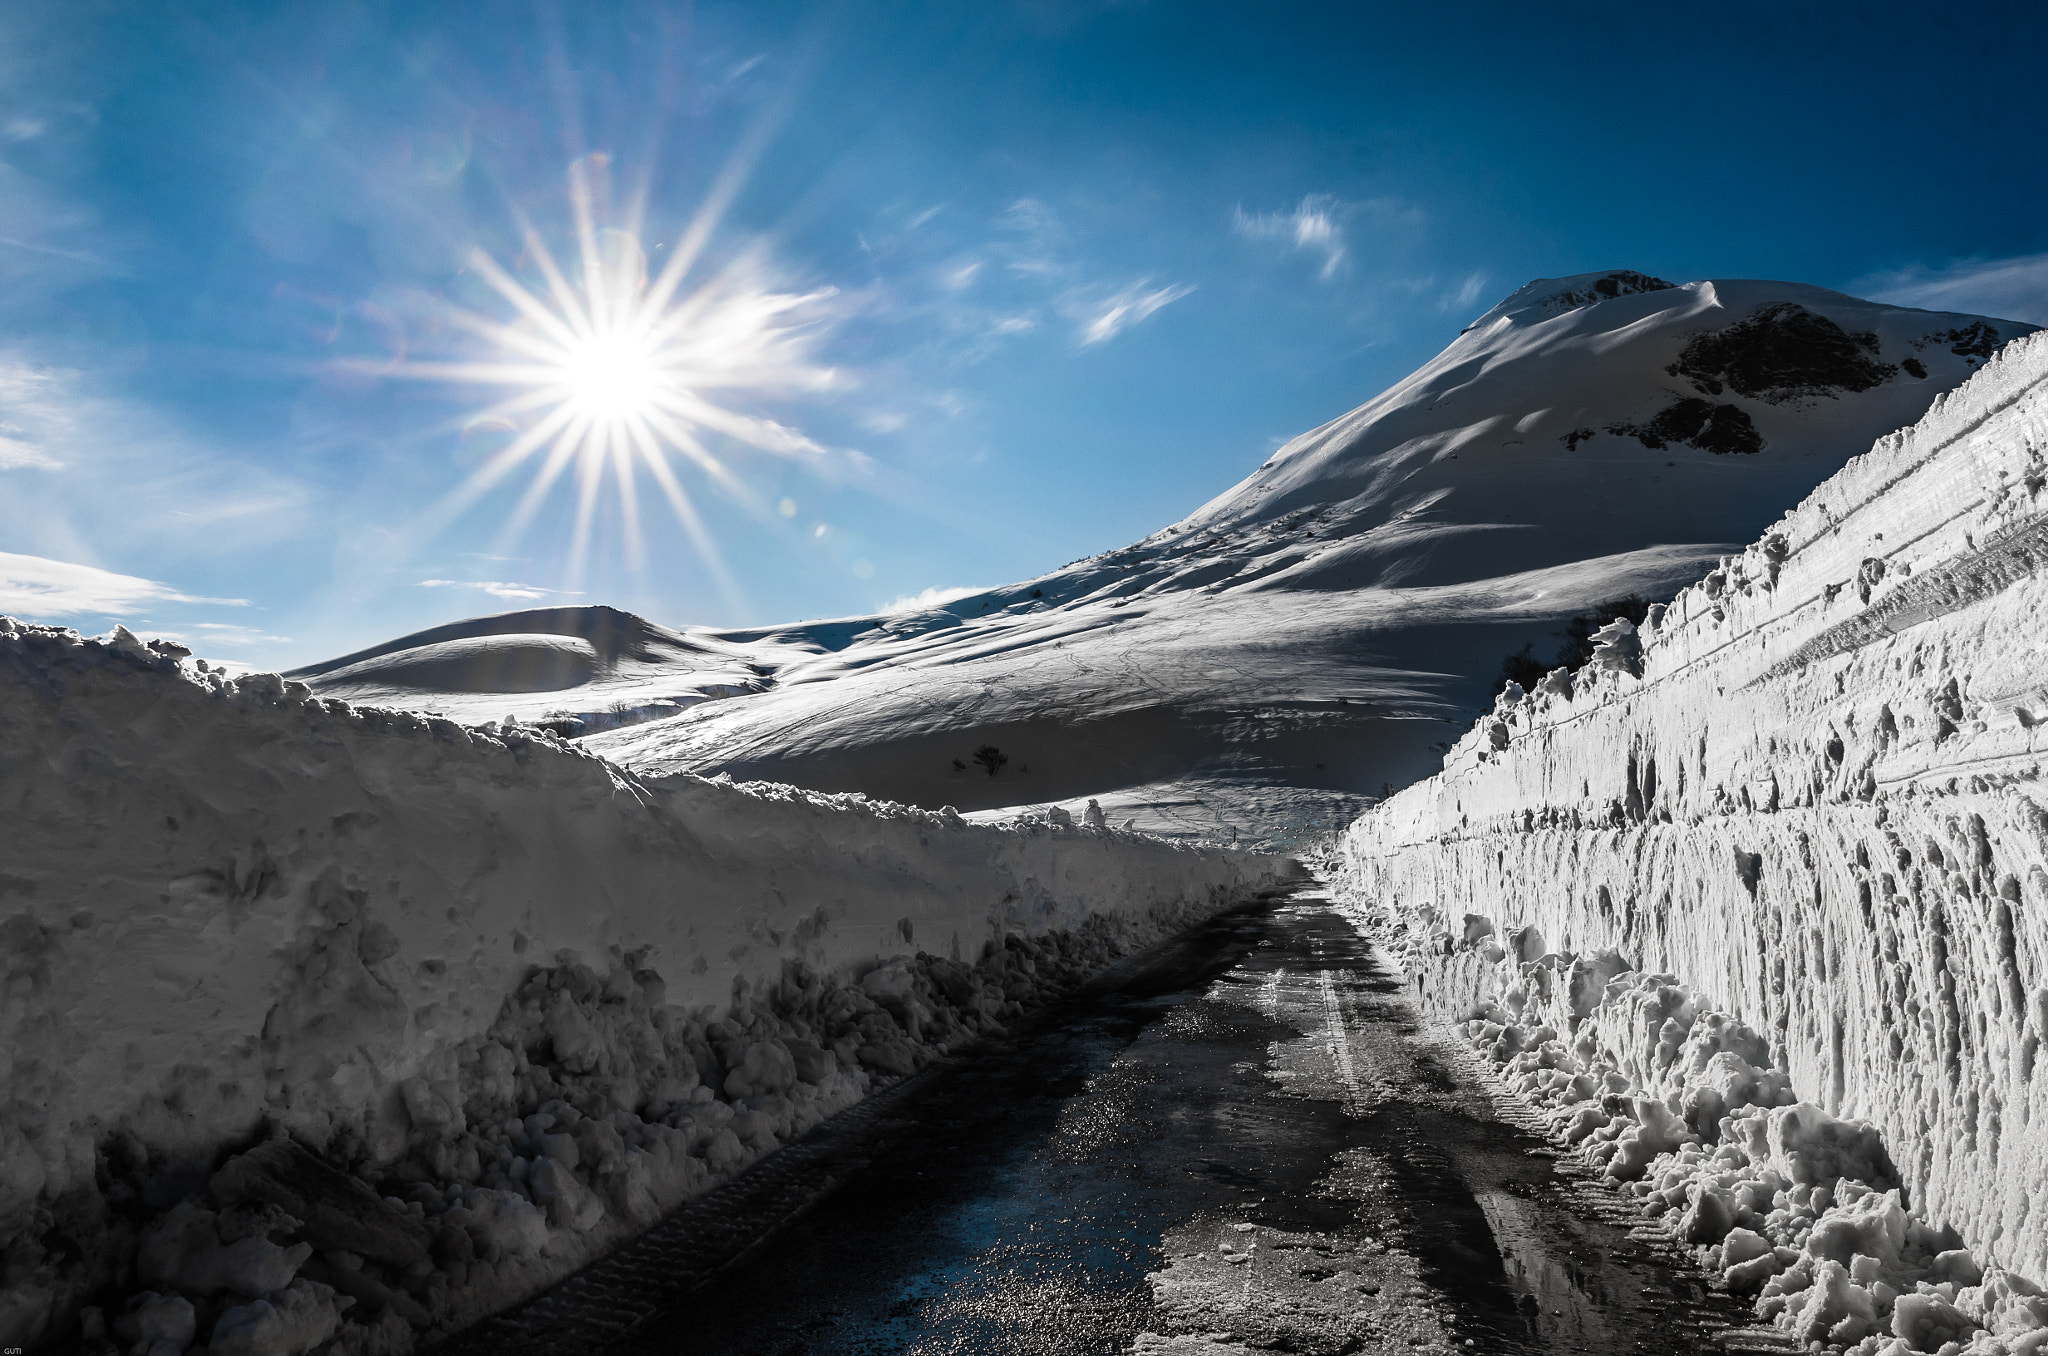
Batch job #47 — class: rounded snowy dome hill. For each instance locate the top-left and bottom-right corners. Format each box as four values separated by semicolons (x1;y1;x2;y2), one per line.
302;272;2036;839
290;603;774;729
309;634;600;694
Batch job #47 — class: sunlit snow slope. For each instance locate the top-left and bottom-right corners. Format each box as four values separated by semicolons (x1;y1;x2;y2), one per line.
301;273;2035;841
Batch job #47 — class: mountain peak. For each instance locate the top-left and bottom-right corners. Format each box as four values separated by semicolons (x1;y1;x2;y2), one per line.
1487;269;1682;323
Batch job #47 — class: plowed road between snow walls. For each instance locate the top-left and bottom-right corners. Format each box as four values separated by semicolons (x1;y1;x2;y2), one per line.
434;889;1789;1356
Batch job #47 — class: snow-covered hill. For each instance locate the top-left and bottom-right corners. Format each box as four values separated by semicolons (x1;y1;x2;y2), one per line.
299;273;2036;841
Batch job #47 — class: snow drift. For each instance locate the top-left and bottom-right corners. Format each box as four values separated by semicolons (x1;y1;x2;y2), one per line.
0;621;1281;1351
1336;327;2048;1350
298;275;2034;843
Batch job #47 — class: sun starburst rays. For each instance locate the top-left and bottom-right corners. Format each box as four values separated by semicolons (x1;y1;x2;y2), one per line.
378;172;837;592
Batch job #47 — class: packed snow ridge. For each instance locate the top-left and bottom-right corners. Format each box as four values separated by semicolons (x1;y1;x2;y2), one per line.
296;274;2035;843
1335;328;2048;1354
0;624;1285;1353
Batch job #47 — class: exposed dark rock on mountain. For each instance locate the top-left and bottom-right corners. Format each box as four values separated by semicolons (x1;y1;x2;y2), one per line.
1917;321;2002;361
1666;302;1897;403
1607;398;1763;456
1531;269;1678;316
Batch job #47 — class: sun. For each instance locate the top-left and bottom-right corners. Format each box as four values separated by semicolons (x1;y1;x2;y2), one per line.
559;332;664;420
370;161;838;585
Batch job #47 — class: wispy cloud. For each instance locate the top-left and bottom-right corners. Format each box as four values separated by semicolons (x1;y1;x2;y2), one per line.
1853;253;2048;326
1074;278;1197;346
998;197;1065;244
0;550;248;616
832;194;1197;394
0;351;316;565
1233;194;1350;279
145;621;295;649
0;129;127;307
1440;270;1490;313
417;578;582;602
883;583;985;613
0;430;59;469
0;358;77;464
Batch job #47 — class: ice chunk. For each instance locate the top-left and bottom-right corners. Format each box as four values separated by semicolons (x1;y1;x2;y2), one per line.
209;1279;350;1356
723;1040;799;1099
1586;616;1640;674
1930;1248;1983;1288
1763;1103;1891;1188
1891;1290;1976;1347
112;1292;197;1347
1784;1258;1877;1346
1604;1097;1692;1180
780;1037;838;1085
528;1157;604;1233
452;1188;548;1260
134;1202;312;1298
210;1138;431;1269
1677;1184;1736;1243
1805;1188;1908;1268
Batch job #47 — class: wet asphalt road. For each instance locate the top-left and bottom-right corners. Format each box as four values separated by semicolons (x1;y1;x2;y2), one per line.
611;892;1785;1356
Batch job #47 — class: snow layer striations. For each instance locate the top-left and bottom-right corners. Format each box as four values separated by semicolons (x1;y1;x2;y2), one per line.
299;274;2034;843
1335;330;2048;1347
0;623;1280;1351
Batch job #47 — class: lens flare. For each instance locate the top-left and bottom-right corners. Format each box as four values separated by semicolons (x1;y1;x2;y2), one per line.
372;159;839;587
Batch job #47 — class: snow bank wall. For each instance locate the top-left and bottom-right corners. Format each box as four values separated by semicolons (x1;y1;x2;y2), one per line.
0;623;1280;1345
1338;329;2048;1276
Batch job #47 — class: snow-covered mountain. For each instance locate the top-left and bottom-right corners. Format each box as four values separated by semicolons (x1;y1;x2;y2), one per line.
298;272;2036;840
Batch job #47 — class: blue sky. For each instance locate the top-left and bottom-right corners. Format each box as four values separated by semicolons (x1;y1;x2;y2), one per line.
2;0;2045;666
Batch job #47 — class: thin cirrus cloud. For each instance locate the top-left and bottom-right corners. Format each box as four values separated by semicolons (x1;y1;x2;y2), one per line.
0;352;316;551
417;579;583;603
870;196;1192;366
1074;278;1197;346
0;549;248;617
1854;253;2048;327
0;430;60;469
150;621;295;650
995;197;1067;274
1440;271;1490;313
0;357;76;467
1233;194;1350;279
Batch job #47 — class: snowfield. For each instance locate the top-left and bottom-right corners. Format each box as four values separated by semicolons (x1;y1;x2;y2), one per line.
8;270;2041;1355
0;623;1282;1352
297;273;2035;844
1336;328;2048;1353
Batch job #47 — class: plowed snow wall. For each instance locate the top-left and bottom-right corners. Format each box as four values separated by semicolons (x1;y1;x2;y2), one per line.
0;632;1278;1239
1338;330;2048;1275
